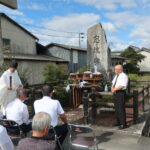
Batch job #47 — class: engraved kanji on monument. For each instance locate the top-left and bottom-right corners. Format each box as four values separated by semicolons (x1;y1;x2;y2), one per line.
87;23;111;74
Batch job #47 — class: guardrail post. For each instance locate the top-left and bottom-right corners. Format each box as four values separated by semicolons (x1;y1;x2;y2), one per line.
148;84;150;104
83;90;89;124
133;90;139;124
31;88;35;118
127;78;131;94
142;86;145;112
91;88;97;124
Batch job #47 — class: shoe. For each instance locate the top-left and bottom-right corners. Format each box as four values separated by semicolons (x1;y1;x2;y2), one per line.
118;125;128;129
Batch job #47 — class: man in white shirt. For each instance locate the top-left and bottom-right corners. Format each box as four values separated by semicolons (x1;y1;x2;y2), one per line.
111;65;128;129
0;125;14;150
5;88;31;134
34;85;68;146
0;60;22;113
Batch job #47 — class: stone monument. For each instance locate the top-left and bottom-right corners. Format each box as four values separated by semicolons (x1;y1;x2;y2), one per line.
87;23;111;78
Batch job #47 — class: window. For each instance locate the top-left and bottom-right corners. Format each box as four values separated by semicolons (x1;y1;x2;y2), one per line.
2;38;11;46
2;38;11;51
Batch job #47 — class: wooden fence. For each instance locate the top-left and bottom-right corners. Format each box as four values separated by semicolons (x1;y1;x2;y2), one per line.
83;81;150;125
25;79;150;123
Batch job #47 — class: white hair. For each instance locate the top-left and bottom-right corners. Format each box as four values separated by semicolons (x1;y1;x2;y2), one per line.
32;112;51;132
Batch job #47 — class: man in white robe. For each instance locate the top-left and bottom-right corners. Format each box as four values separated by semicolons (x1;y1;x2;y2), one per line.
0;125;14;150
0;60;22;113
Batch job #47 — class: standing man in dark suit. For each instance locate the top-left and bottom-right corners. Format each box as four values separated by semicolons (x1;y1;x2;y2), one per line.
111;65;128;129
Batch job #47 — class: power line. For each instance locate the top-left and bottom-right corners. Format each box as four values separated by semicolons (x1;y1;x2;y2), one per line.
32;31;79;38
19;22;80;34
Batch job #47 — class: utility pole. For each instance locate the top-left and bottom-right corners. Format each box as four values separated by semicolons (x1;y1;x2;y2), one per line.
79;32;84;48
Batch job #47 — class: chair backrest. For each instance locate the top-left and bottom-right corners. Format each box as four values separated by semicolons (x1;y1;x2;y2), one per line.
0;119;21;136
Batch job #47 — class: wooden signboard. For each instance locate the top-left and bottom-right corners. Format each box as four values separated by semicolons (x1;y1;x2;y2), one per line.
0;0;17;9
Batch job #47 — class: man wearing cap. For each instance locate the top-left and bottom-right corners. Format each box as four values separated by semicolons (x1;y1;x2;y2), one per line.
0;60;22;113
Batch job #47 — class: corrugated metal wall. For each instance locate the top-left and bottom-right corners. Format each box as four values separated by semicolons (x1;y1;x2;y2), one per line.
47;46;87;73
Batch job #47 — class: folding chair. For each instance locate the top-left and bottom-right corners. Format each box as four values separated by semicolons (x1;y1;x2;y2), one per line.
48;126;64;150
0;119;25;140
68;124;98;150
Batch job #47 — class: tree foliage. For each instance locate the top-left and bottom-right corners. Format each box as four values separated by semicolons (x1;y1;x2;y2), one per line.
120;47;145;73
43;63;68;82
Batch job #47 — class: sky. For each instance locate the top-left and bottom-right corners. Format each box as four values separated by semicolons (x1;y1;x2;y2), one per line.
0;0;150;51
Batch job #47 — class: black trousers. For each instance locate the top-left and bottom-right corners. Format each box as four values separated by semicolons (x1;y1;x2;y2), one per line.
20;123;32;134
54;124;68;145
48;124;68;145
113;90;126;126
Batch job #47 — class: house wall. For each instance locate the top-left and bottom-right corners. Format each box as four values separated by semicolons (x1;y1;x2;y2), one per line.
78;51;87;69
2;60;68;85
138;51;150;72
1;16;36;55
47;46;71;61
47;46;87;72
0;0;17;9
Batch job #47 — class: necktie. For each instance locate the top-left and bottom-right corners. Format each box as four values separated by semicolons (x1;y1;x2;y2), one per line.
114;75;119;87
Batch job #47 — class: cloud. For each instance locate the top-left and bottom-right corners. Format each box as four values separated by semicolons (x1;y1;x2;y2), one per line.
73;0;137;10
35;13;100;46
43;13;100;32
102;22;118;34
105;11;140;28
107;36;129;51
18;17;34;25
26;3;47;11
0;6;24;16
105;10;150;48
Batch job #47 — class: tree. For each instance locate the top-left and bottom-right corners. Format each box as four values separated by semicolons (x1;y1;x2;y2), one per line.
120;47;145;74
43;63;68;82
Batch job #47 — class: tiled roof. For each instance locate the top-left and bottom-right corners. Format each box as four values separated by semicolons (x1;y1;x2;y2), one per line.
46;43;87;52
3;53;68;63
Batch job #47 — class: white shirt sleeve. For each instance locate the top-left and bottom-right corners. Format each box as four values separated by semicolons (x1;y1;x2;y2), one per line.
113;73;128;89
57;101;64;115
22;105;30;125
120;74;128;87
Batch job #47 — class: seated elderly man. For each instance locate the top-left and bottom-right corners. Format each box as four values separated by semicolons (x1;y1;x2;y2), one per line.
34;85;68;146
0;125;14;150
17;112;55;150
5;88;31;134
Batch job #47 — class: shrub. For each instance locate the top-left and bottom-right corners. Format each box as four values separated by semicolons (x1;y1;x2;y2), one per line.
43;63;68;82
77;65;90;73
53;86;70;107
128;74;140;81
18;68;30;86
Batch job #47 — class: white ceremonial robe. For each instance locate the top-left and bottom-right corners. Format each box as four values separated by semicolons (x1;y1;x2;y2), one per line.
0;125;14;150
0;69;22;112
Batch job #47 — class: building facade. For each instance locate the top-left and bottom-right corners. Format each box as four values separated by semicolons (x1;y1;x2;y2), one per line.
128;45;150;73
0;13;37;55
138;48;150;73
46;43;87;73
0;13;68;85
